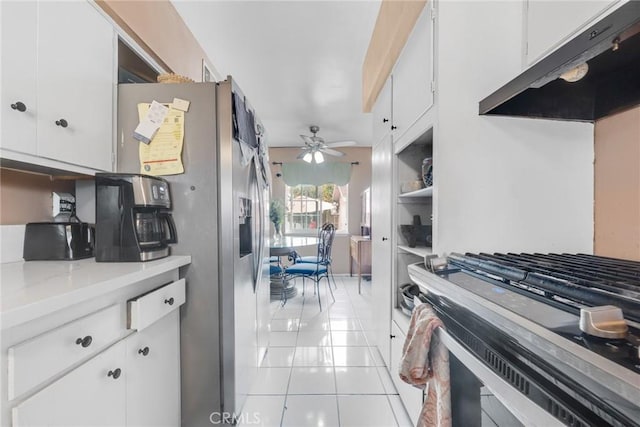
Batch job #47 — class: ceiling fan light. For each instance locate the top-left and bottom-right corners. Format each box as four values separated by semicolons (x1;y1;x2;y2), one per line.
303;152;313;163
314;151;324;163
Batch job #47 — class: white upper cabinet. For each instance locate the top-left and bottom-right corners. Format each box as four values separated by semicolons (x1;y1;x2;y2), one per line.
36;1;115;171
525;0;621;66
1;1;38;155
392;3;435;147
1;0;115;173
372;77;393;144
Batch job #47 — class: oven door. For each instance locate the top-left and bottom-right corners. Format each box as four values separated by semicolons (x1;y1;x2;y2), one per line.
430;299;630;427
414;289;637;427
436;329;561;427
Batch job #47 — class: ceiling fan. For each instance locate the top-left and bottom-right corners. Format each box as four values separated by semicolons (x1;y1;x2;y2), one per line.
296;125;357;163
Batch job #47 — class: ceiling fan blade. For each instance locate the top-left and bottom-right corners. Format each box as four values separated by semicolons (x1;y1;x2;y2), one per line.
319;147;345;157
324;140;357;148
299;135;314;146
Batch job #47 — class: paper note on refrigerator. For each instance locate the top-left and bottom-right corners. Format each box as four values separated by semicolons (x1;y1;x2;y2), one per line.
133;100;169;143
137;103;185;176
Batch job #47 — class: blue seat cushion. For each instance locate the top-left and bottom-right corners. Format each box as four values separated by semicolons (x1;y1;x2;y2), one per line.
285;264;327;275
270;265;283;275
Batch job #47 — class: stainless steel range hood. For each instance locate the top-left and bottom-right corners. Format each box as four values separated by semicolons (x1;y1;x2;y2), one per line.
480;1;640;122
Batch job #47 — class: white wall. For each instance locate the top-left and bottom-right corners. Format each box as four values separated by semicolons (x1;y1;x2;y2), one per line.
434;1;594;254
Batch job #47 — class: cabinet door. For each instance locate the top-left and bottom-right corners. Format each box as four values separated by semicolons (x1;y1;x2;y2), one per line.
12;340;126;427
372;77;393;144
36;0;114;171
390;322;423;426
371;134;393;365
126;310;181;426
0;1;37;154
392;3;434;145
526;0;620;65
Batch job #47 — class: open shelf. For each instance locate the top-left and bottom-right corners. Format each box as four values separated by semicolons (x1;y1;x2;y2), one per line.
397;245;433;258
398;186;433;198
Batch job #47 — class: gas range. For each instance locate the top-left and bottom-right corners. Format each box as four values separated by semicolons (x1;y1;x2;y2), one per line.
408;253;640;426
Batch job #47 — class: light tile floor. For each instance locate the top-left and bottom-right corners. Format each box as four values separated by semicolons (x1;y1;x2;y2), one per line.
239;276;412;427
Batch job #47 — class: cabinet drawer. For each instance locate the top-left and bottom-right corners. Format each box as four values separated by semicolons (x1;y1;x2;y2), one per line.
8;304;122;400
128;279;185;331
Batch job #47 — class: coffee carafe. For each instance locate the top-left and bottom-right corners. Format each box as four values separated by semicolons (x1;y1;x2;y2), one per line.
95;173;177;262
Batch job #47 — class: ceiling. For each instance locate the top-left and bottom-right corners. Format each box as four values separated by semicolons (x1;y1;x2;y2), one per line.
172;0;381;148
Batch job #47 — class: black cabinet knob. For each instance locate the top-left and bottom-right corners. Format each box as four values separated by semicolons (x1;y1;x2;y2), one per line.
164;297;175;306
391;125;397;130
138;346;150;356
55;119;68;128
390;334;396;339
10;102;26;112
382;237;388;241
107;368;121;379
75;335;93;348
382;118;389;123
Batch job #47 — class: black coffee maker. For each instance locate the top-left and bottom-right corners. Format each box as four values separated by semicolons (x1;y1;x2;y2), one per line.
95;173;177;262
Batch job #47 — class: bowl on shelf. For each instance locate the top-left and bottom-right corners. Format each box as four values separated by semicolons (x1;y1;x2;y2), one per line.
400;300;413;317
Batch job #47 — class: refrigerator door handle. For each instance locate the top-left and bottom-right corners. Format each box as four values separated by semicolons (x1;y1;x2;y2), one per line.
253;160;265;292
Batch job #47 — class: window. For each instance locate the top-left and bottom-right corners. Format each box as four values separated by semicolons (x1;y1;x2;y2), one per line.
284;183;348;234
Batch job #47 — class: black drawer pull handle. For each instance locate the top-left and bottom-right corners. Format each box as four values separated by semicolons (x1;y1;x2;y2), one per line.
75;335;93;348
138;347;150;356
382;118;389;123
11;102;26;112
390;334;396;339
55;119;68;128
107;368;121;379
164;297;175;306
391;125;397;130
382;237;388;241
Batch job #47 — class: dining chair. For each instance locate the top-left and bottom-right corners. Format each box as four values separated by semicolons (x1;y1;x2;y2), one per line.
293;223;338;289
284;224;336;310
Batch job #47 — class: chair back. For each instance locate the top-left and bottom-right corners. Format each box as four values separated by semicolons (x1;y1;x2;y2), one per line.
317;223;336;264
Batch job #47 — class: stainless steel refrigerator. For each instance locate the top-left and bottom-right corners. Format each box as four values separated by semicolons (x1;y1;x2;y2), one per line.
117;78;271;426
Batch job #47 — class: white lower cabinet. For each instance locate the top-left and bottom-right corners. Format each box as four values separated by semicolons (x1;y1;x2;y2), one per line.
125;310;181;426
390;321;424;426
8;279;185;427
12;340;127;427
8;304;122;400
11;310;182;427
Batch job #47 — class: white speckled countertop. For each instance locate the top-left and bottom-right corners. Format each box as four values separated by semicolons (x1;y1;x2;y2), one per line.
1;256;191;330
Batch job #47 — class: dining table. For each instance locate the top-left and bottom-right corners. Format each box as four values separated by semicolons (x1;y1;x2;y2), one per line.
268;236;319;303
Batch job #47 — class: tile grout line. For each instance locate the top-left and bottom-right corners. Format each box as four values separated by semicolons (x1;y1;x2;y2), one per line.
268;276;401;426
